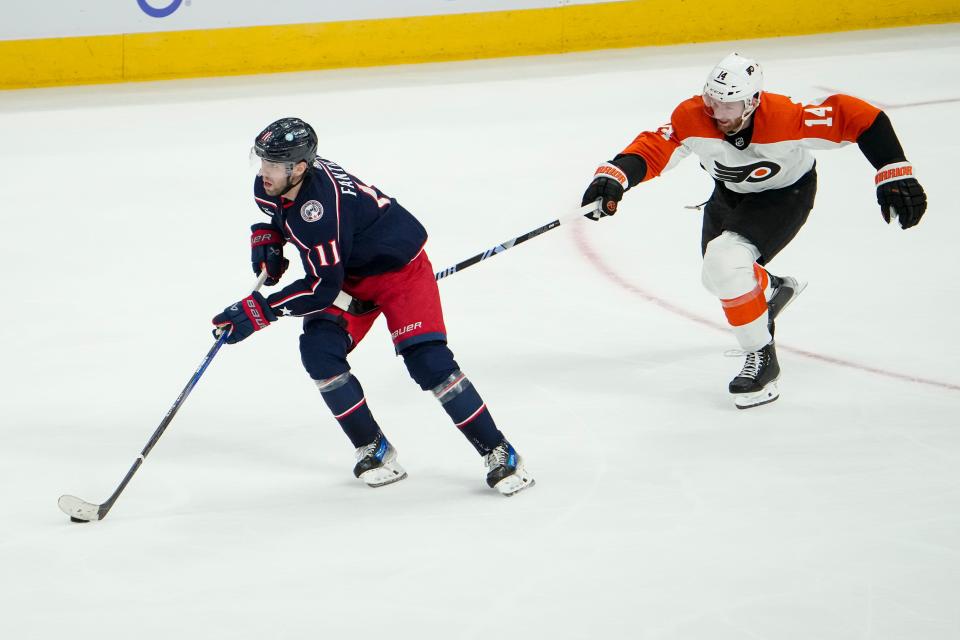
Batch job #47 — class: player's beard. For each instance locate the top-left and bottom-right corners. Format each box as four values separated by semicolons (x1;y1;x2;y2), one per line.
716;115;747;135
264;172;304;197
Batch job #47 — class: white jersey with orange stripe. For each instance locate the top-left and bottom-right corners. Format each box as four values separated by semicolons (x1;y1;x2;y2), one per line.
622;92;882;194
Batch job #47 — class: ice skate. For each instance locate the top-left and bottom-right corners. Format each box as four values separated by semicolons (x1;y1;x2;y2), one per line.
484;441;535;496
353;434;407;487
729;341;780;409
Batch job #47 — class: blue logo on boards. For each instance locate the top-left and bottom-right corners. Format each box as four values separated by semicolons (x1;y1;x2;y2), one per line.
137;0;183;18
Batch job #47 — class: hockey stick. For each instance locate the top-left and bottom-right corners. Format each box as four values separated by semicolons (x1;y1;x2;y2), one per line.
58;272;269;523
58;203;590;521
332;205;595;315
434;205;595;280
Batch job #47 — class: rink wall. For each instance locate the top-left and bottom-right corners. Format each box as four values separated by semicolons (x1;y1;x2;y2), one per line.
2;0;959;89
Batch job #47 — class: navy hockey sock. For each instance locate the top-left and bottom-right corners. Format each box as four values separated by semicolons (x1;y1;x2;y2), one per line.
315;372;380;448
432;372;505;455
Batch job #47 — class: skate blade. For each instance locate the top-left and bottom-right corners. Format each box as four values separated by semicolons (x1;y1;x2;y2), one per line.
493;467;535;497
733;381;780;410
772;279;808;319
359;462;408;488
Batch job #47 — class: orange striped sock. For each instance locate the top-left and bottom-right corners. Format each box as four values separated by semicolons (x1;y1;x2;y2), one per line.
721;267;769;327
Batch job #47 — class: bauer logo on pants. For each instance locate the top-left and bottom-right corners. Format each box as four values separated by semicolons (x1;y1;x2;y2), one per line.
392;322;422;339
301;200;324;223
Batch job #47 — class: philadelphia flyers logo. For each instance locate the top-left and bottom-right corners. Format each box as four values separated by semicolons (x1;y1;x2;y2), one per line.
714;161;781;183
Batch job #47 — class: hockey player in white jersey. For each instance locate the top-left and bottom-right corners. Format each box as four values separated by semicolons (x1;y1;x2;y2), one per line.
581;53;927;408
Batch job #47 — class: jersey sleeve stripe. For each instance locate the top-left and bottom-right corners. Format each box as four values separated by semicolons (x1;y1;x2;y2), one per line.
272;220;324;306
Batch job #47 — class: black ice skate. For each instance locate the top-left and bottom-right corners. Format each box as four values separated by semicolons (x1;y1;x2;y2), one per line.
353;433;407;487
729;341;780;409
766;273;807;336
484;441;535;496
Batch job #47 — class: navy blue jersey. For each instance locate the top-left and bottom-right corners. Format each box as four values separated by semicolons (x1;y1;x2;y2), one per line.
252;157;428;317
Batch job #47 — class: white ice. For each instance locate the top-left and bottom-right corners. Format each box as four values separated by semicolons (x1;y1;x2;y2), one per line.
2;24;959;640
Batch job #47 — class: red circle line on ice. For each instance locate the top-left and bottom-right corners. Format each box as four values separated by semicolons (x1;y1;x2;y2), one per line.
571;225;960;392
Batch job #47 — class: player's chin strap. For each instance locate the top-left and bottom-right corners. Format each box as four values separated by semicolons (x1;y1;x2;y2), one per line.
331;204;597;315
280;170;306;197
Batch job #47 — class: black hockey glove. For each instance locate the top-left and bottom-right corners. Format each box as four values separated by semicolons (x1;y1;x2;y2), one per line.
581;163;628;221
875;162;927;229
212;292;278;344
250;223;289;286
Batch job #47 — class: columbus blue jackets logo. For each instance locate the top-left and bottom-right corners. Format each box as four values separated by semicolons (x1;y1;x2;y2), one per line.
301;200;324;222
714;160;781;183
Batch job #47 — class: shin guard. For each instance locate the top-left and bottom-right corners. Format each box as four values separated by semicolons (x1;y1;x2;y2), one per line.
432;372;505;455
315;372;380;448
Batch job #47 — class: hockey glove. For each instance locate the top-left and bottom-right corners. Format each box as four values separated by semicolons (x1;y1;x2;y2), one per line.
875;162;927;229
581;163;628;221
251;223;289;286
212;291;278;344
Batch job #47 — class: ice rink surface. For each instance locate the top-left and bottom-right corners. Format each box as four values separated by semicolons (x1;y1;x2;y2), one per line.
2;24;958;640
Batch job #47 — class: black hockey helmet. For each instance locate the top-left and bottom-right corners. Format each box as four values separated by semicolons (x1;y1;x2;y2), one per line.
253;117;318;165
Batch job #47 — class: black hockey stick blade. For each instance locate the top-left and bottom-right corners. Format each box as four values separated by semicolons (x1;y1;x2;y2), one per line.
58;494;103;522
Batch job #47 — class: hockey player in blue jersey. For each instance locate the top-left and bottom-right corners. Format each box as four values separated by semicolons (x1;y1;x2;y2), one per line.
212;117;534;496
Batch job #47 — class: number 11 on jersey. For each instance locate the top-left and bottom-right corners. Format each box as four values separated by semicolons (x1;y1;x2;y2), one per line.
316;240;341;267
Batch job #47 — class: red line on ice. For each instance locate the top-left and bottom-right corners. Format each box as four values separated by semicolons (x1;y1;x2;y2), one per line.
571;226;960;393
